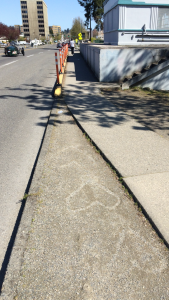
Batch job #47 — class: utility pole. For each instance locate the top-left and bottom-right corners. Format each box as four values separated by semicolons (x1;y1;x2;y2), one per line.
86;0;92;41
90;12;91;41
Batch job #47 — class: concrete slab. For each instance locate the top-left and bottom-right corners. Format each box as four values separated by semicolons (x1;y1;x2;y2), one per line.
124;173;169;243
65;98;169;178
64;57;169;178
64;51;169;244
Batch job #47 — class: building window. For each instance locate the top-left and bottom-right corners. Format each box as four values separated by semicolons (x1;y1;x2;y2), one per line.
22;15;28;18
24;29;29;32
157;8;169;30
39;25;44;27
38;20;44;23
21;5;27;9
37;5;43;9
39;29;44;32
22;10;28;13
38;15;43;18
21;1;27;3
37;1;42;4
23;24;29;27
37;10;43;14
23;20;28;23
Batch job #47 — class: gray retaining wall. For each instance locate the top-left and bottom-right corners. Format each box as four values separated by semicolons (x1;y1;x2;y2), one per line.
80;44;169;83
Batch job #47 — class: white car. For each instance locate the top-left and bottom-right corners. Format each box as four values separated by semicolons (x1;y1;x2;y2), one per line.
18;41;26;45
0;42;7;47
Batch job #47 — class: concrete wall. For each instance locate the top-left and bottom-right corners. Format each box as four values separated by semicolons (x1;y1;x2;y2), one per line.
104;6;119;32
125;6;151;30
80;44;169;82
104;31;118;45
140;69;169;90
80;44;101;80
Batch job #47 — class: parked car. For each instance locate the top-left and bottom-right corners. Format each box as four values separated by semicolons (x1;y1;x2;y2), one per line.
0;42;7;47
18;41;26;45
4;44;25;56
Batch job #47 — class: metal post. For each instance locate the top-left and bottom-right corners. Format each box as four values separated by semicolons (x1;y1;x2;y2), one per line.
90;14;91;41
62;47;64;67
55;52;60;84
59;49;62;73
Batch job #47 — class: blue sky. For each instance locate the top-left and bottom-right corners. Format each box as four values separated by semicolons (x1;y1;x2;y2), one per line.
0;0;96;31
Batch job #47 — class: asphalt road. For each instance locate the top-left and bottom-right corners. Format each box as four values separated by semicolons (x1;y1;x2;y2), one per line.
0;44;57;269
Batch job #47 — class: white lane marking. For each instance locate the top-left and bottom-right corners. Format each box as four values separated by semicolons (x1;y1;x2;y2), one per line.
26;54;34;57
0;60;18;68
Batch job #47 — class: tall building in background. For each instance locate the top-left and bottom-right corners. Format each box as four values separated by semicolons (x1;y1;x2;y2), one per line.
49;25;61;36
14;25;24;35
20;0;49;40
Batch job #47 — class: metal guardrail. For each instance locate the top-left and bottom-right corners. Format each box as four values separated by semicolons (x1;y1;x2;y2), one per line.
94;40;104;43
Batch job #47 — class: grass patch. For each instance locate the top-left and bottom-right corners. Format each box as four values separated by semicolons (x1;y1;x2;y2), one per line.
130;86;169;97
23;190;42;200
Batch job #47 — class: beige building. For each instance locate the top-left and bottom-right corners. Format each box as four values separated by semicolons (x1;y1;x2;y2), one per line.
20;0;49;40
14;25;24;34
50;25;61;36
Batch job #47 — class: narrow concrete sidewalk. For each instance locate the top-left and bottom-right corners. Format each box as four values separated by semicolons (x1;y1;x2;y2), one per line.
64;50;169;246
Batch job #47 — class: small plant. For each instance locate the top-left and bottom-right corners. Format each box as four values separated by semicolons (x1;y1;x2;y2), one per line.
119;177;123;182
23;193;29;200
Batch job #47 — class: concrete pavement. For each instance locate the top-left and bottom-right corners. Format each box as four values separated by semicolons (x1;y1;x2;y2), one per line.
1;50;169;299
64;50;169;246
0;45;56;272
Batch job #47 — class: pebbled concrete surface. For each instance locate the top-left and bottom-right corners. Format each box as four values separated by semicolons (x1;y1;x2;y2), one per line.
1;97;169;299
100;87;169;141
0;45;57;269
125;173;169;243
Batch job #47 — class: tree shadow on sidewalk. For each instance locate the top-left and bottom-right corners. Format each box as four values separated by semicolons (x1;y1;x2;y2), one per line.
67;53;98;82
101;87;169;140
65;52;169;139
